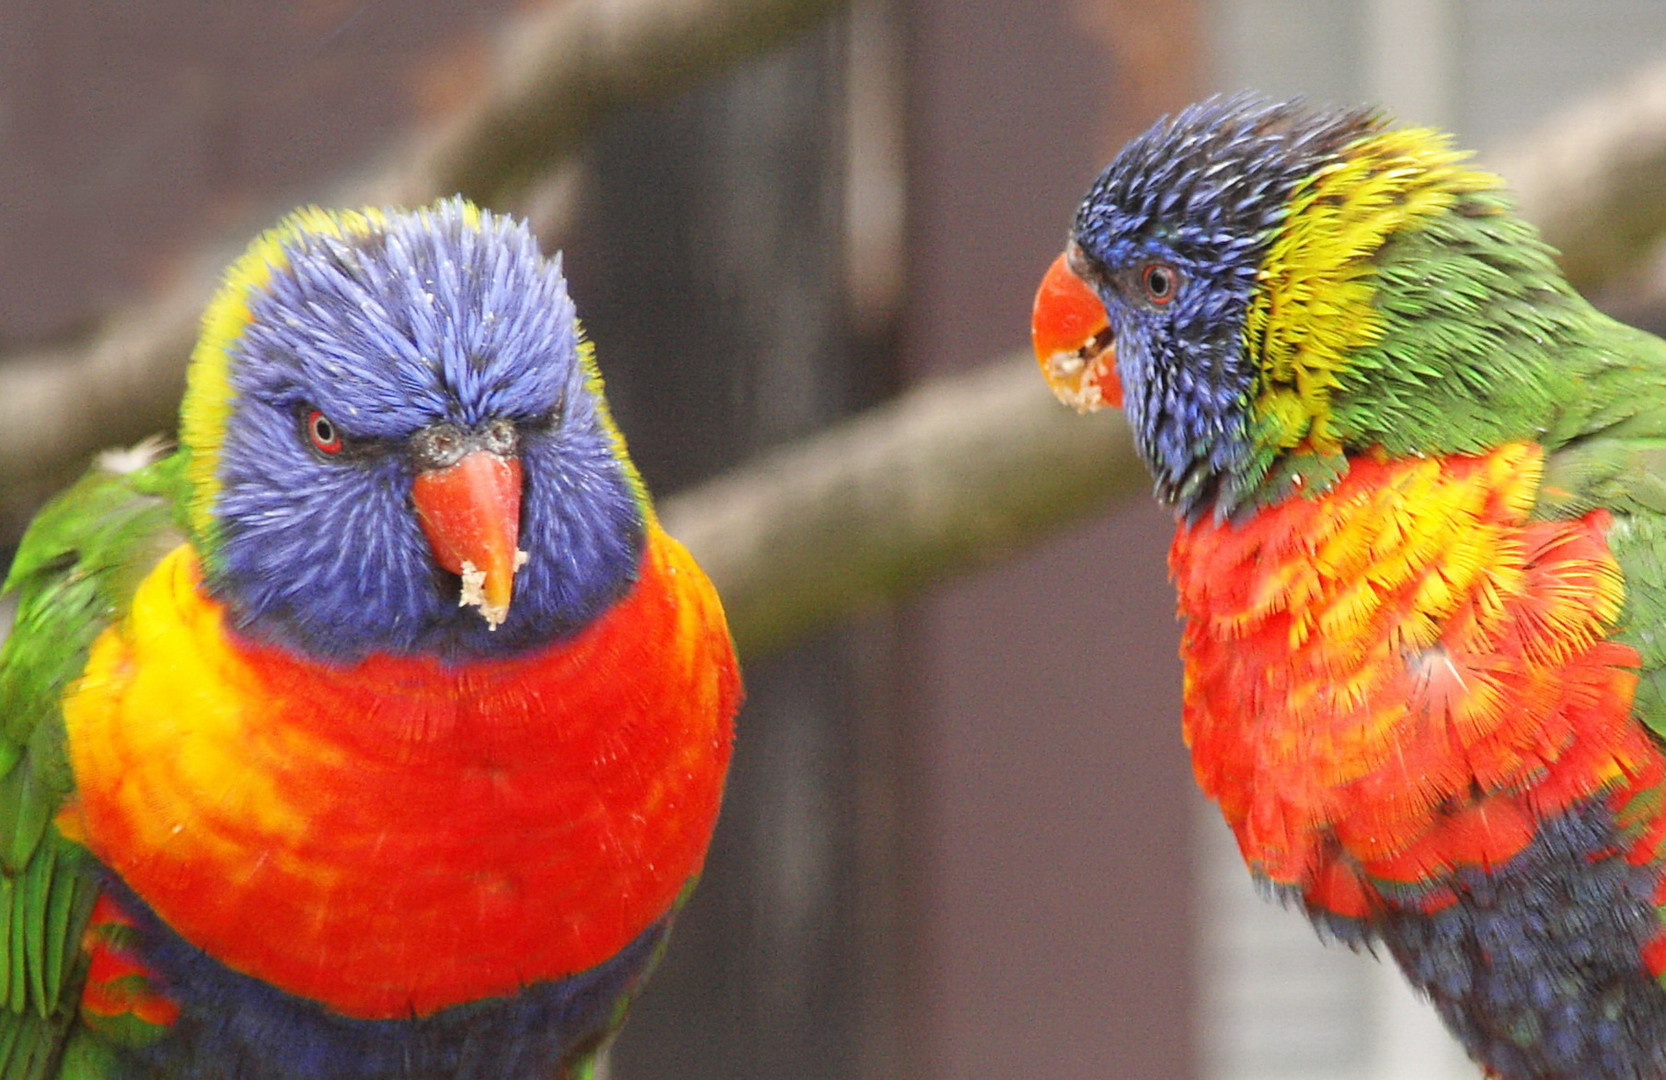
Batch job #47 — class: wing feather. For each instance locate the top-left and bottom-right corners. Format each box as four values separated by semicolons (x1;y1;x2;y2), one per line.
0;449;185;1079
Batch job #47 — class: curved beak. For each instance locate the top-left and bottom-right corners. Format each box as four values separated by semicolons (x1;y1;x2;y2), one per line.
1032;250;1119;412
412;450;525;629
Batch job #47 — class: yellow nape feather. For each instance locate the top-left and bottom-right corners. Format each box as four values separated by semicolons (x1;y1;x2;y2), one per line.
178;206;391;546
1243;127;1502;454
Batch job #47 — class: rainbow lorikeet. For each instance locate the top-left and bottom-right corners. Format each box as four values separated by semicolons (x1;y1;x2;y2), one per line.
1031;94;1666;1079
0;199;740;1079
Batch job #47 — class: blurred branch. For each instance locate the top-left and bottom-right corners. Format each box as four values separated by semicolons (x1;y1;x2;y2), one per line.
1488;57;1666;294
0;0;848;536
0;291;207;537
363;0;849;208
661;354;1141;656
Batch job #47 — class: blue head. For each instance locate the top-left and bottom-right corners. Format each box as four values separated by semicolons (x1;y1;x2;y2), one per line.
179;199;647;663
1057;94;1380;514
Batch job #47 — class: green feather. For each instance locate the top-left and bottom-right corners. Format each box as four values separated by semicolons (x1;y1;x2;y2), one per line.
1336;190;1595;455
0;446;188;1077
9;867;28;1017
23;841;54;1016
53;1026;118;1080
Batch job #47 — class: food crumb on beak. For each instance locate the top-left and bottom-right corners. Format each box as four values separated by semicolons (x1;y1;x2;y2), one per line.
457;550;530;630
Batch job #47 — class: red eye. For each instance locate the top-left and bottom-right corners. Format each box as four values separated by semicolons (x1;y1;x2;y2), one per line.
1140;262;1179;305
306;409;343;454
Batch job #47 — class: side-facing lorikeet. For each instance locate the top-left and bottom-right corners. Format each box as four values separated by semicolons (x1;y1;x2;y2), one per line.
0;198;740;1079
1031;94;1666;1080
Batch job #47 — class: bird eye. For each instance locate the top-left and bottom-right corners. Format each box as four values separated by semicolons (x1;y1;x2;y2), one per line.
305;409;344;455
1140;262;1179;305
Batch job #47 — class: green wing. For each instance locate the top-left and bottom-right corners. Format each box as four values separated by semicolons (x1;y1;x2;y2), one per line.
1535;313;1666;743
0;448;186;1080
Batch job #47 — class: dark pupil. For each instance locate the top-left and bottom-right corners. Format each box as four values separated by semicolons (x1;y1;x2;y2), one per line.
313;415;335;444
1147;267;1171;297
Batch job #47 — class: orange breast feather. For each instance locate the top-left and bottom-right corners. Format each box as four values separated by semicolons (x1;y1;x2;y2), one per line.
62;526;738;1019
1174;443;1665;916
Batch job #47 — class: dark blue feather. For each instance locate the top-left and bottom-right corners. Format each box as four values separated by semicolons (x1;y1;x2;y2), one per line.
1070;93;1379;516
210;200;645;662
108;877;671;1080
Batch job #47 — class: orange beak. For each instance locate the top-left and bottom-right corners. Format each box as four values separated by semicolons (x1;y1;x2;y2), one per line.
412;450;525;629
1032;250;1119;412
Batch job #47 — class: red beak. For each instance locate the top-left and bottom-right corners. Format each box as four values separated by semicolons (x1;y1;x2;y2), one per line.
1032;250;1120;411
411;450;525;629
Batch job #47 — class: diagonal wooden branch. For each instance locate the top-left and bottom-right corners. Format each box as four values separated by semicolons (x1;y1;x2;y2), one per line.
660;354;1142;656
366;0;850;208
0;0;848;537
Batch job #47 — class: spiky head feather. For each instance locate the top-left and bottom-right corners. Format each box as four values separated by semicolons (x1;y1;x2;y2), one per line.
1068;93;1603;517
178;198;647;661
1070;95;1379;512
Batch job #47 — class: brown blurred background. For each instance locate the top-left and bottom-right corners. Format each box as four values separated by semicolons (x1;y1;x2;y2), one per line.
7;3;1666;1079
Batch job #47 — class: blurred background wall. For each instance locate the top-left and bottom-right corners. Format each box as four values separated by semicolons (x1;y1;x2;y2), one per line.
5;3;1666;1079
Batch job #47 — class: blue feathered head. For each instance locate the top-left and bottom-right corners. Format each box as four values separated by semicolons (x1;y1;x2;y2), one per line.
1038;94;1382;515
179;198;646;662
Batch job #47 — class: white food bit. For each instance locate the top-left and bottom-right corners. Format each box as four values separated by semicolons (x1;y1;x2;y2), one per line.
1043;340;1115;415
97;434;171;475
456;549;530;631
1054;348;1114;414
458;560;488;607
456;560;503;629
1046;350;1085;379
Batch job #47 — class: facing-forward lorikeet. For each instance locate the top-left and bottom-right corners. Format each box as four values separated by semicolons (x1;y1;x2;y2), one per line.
1031;94;1666;1080
0;198;740;1079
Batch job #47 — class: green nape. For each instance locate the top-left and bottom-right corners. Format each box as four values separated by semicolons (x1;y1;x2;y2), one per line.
1328;184;1666;459
1243;125;1498;462
1225;126;1666;512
